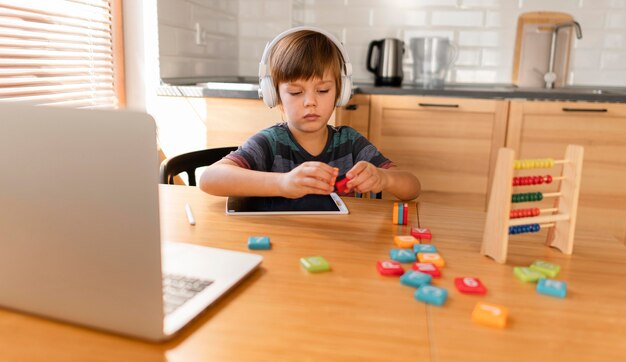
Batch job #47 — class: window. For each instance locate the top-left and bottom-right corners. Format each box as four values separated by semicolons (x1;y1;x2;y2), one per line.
0;0;124;108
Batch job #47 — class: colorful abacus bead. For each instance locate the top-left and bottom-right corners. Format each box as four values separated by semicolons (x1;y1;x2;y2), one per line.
508;223;541;235
545;175;553;184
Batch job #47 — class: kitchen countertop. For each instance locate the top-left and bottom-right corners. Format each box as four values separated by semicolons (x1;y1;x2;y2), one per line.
157;78;626;103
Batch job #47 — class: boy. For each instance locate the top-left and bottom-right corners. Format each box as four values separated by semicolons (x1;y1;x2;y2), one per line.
199;28;420;201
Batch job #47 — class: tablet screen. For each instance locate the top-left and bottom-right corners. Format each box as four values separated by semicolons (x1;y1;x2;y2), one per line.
226;193;349;215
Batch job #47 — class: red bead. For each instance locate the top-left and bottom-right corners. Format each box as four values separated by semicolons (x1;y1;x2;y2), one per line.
533;208;540;216
545;175;553;184
537;176;544;184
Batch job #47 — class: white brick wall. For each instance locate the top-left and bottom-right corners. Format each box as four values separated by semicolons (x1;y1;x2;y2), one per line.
157;0;239;81
157;0;626;86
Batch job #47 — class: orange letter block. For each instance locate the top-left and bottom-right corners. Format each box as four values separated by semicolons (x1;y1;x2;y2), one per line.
472;302;508;328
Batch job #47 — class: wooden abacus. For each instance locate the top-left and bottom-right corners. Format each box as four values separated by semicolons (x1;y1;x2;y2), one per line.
481;145;584;263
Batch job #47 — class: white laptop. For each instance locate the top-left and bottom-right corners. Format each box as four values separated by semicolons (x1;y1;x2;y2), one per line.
0;103;262;341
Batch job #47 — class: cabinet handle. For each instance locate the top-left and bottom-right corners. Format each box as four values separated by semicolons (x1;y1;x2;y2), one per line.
562;107;608;113
345;104;358;110
418;103;459;108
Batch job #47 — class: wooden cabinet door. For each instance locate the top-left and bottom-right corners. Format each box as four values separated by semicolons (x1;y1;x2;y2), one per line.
335;94;370;138
369;95;509;198
202;98;284;148
507;100;626;243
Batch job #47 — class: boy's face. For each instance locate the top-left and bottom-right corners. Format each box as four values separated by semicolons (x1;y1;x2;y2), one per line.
277;70;337;135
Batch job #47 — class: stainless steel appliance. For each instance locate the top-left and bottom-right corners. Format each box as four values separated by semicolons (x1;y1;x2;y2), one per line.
410;37;457;88
367;38;404;86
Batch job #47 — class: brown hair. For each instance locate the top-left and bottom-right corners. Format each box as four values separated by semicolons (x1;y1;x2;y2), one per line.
269;30;343;104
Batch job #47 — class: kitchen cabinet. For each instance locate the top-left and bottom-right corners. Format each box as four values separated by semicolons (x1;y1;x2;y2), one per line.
369;95;509;199
507;100;626;243
202;98;284;148
335;94;370;138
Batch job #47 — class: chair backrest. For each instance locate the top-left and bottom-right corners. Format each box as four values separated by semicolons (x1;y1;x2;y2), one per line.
160;146;238;186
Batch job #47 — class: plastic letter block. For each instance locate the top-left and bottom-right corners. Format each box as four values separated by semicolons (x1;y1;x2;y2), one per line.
402;202;408;225
411;227;432;240
247;236;271;250
411;262;441;277
536;278;567;298
454;277;487;295
417;252;445;268
400;270;432;288
300;256;330;273
398;202;404;225
393;203;399;224
394;235;418;248
335;177;350;194
513;266;544;283
390;248;417;263
529;260;561;278
414;285;447;306
376;260;404;276
413;244;437;253
472;302;508;328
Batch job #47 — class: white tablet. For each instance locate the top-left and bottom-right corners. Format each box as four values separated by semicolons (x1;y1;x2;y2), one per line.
226;193;349;215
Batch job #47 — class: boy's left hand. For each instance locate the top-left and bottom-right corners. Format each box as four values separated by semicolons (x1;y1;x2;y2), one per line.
345;161;388;194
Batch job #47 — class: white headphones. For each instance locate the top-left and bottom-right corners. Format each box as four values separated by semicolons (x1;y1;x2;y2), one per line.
258;26;353;108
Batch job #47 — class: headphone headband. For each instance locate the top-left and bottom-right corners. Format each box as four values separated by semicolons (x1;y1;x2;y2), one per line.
258;26;353;108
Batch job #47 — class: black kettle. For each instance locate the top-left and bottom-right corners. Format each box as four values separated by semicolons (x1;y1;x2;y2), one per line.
367;38;404;86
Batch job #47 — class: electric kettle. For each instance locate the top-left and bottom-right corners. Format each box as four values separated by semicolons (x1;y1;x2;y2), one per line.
366;38;404;86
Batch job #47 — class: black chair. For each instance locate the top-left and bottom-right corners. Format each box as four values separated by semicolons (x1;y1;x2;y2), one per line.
159;146;238;186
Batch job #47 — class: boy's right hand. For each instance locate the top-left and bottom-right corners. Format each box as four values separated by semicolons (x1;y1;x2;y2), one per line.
278;161;338;198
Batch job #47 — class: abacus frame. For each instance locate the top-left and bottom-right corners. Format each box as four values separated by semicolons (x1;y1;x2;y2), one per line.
481;145;584;263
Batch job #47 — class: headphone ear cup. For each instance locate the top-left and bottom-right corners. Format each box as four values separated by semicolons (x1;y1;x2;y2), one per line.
260;76;277;108
336;75;353;107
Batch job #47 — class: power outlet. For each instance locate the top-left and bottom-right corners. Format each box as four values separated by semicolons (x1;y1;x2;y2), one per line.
194;22;207;45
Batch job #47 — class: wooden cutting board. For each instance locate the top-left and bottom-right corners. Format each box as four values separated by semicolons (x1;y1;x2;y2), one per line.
512;12;575;88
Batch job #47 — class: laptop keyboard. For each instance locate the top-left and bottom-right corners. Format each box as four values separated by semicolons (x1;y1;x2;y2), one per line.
163;273;213;315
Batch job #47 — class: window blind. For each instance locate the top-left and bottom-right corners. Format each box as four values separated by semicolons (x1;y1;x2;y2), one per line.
0;0;123;108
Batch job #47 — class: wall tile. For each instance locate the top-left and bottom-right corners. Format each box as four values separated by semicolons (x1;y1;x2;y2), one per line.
572;49;602;68
454;69;498;83
519;0;581;11
372;9;428;27
462;0;500;7
456;49;481;66
580;0;626;9
605;12;626;29
601;50;626;69
431;11;484;27
485;11;502;27
458;31;500;46
482;49;502;66
603;32;625;48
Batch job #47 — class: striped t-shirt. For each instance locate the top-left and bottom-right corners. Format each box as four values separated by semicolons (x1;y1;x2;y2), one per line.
225;123;394;185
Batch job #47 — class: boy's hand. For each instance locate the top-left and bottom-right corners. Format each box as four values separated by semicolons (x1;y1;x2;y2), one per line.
278;161;338;198
346;161;388;194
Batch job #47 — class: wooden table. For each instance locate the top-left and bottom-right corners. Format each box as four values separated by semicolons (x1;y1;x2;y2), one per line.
1;185;624;361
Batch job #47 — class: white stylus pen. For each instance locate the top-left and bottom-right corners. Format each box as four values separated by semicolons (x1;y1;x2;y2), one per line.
185;203;196;225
